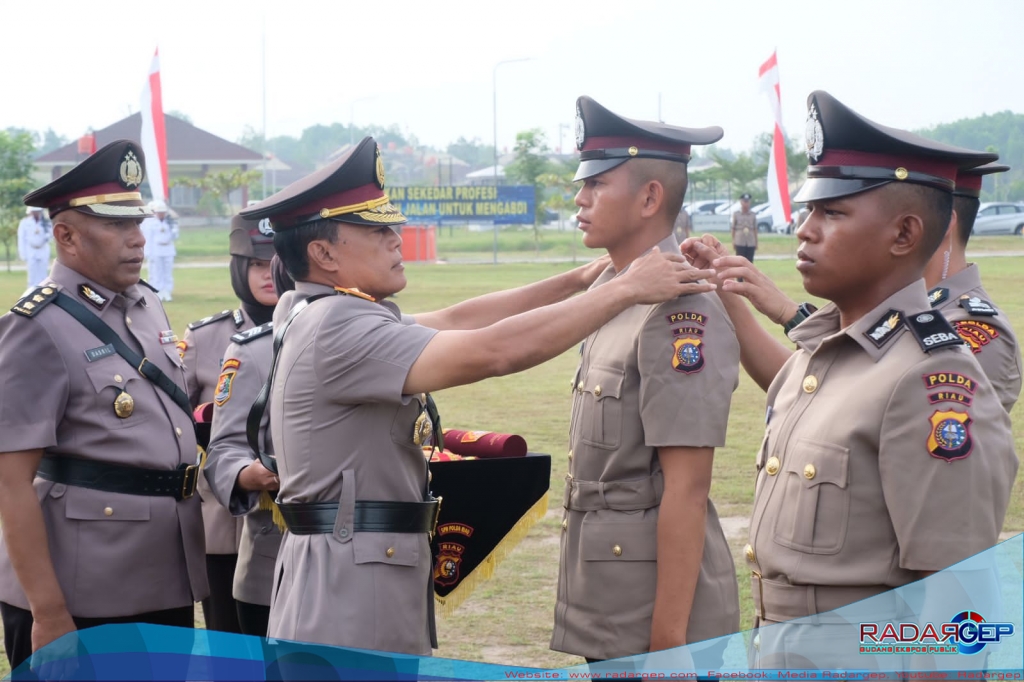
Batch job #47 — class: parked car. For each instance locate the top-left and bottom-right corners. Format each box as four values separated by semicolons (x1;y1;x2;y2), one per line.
685;199;729;216
972;202;1024;236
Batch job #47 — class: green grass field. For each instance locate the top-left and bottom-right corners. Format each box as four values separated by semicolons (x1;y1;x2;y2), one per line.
0;250;1021;673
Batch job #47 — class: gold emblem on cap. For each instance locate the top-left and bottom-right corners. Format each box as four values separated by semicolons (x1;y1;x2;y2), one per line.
119;150;144;189
113;390;134;419
894;167;909;181
628;146;639;157
375;145;386;190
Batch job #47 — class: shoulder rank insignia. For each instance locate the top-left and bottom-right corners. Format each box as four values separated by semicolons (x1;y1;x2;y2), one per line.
334;286;376;302
11;285;58;318
138;278;159;292
671;336;704;374
906;311;963;353
927;286;949;307
863;309;904;347
927;409;973;462
78;284;107;310
232;309;245;327
187;310;233;331
231;322;273;345
214;358;240;406
954;319;1000;354
958;295;998;317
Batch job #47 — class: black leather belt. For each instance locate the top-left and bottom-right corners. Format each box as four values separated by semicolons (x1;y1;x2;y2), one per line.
279;499;441;535
37;457;200;501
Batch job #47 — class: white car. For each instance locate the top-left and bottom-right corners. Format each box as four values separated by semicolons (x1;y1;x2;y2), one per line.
972;202;1024;236
685;199;729;216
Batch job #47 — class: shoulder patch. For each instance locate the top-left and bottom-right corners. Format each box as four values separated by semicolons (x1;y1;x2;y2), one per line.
863;309;904;348
11;285;58;317
927;286;949;307
958;295;998;317
922;371;978;394
214;362;238;406
954;319;1000;354
665;311;707;326
138;278;159;292
187;310;233;331
927;409;973;462
906;311;963;353
671;336;704;373
232;309;245;327
231;322;273;345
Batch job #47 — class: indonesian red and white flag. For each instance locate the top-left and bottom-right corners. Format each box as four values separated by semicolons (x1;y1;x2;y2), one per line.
758;50;791;228
140;48;169;202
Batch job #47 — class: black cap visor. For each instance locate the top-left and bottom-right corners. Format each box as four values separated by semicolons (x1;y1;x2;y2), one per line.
793;177;894;203
574;157;630;182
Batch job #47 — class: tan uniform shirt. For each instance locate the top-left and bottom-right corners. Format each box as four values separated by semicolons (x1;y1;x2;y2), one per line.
181;308;251;554
204;327;281;607
731;210;758;248
747;280;1017;626
929;264;1022;413
268;282;439;655
551;234;742;660
0;261;208;617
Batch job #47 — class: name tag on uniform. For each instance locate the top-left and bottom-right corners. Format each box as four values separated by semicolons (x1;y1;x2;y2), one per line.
84;344;116;362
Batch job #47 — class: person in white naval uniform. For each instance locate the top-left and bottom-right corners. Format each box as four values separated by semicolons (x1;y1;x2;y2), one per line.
142;200;179;301
17;207;51;287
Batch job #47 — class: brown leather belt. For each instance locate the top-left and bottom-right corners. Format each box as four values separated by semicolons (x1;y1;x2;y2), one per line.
752;572;900;623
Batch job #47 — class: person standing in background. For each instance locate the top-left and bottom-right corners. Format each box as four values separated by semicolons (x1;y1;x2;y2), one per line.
17;206;51;287
142;200;178;301
730;193;758;262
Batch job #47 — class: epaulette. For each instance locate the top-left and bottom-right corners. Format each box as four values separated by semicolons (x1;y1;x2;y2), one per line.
958;295;998;317
11;284;58;318
138;279;159;292
187;310;233;331
232;309;245;327
906;310;964;353
231;322;273;345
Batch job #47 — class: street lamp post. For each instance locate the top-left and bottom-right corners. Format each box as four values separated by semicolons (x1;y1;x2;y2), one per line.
492;57;530;264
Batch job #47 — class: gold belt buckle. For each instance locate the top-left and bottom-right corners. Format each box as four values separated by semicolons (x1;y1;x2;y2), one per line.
181;464;199;500
429;496;443;541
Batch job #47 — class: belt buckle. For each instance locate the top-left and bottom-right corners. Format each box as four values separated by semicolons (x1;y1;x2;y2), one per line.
429;496;443;541
180;464;199;500
752;571;765;622
137;357;151;375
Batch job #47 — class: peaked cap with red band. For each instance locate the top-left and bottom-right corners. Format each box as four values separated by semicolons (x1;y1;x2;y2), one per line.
24;139;153;219
954;162;1010;199
794;91;998;203
573;95;723;181
240;136;406;230
228;213;276;260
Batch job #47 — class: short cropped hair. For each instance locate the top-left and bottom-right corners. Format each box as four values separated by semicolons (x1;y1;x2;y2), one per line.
272;219;339;281
882;183;953;262
953;195;981;246
627;159;689;221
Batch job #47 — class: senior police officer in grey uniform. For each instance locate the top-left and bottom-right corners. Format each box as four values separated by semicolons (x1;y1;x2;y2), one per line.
0;140;208;670
925;163;1022;413
204;256;293;637
723;92;1017;669
180;215;281;633
730;193;758;262
552;96;741;664
239;135;716;655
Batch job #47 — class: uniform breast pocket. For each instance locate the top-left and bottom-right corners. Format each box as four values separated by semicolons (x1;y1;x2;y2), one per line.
579;365;625;450
352;533;422;568
772;439;850;555
84;361;150;430
390;398;427;451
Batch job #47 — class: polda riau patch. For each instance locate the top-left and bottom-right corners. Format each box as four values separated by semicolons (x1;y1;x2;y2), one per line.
922;371;978;394
926;409;973;462
666;311;707;326
433;541;465;587
672;336;704;374
955;320;1000;354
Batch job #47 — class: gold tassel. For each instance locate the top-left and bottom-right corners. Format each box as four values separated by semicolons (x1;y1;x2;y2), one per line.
259;490;287;532
434;491;549;617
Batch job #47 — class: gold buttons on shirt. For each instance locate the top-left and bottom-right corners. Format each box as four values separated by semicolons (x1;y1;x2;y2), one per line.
804;464;817;480
594;385;602;397
104;507;113;517
802;375;818;393
612;545;622;557
567;450;573;462
561;519;568;532
386;547;395;558
114;374;123;383
745;544;756;563
175;427;183;437
576;381;584;392
125;316;132;326
765;457;780;476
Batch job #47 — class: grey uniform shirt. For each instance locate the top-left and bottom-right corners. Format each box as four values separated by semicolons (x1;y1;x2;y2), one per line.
204;329;281;607
181;308;251;554
268;282;438;655
0;261;209;617
746;280;1017;625
929;264;1022;413
552;234;742;660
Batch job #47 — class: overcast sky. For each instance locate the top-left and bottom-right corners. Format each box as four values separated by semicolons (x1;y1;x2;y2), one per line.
3;0;1022;157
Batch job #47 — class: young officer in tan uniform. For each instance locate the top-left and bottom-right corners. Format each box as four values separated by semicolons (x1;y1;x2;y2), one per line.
179;216;279;634
0;140;208;669
551;96;741;664
688;91;1017;669
924;163;1021;413
238;136;717;655
204;256;293;637
731;193;758;261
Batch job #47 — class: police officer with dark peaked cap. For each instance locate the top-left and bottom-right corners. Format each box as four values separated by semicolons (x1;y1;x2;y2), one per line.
0;140;208;669
726;91;1017;669
238;135;712;654
553;95;740;664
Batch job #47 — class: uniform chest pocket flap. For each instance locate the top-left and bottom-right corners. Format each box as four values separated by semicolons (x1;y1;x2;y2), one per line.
579;365;625;450
772;439;850;555
352;532;421;567
64;488;151;521
84;361;149;429
580;518;657;562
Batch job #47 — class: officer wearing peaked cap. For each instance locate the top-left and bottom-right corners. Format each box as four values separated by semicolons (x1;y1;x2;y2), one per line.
923;162;1021;413
696;91;1017;669
240;135;712;654
552;96;741;664
0;140;208;669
